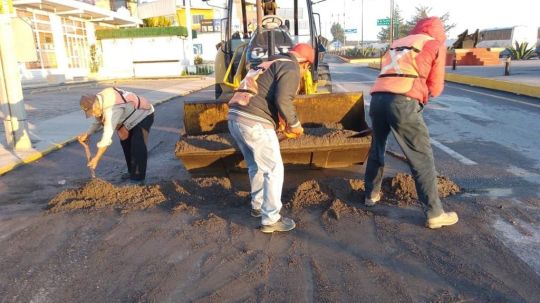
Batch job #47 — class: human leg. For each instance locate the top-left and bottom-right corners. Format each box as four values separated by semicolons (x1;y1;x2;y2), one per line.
387;96;445;219
128;114;153;181
364;93;392;205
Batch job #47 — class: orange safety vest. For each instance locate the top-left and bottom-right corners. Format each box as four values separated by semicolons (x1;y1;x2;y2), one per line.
373;34;434;94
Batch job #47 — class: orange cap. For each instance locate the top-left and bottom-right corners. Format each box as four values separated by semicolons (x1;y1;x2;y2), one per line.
289;43;315;64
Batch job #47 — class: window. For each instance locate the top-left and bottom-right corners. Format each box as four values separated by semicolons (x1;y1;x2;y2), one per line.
16;9;57;69
192;14;204;25
62;18;89;69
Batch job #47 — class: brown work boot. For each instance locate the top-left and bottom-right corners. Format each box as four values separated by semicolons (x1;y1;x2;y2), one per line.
364;192;381;207
426;212;459;229
251;208;262;218
260;217;296;233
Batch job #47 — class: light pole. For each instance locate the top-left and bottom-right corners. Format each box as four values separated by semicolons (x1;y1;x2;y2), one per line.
389;0;394;44
361;0;364;48
0;1;32;150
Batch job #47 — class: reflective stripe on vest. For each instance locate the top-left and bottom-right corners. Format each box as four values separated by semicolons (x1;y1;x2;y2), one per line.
379;34;434;79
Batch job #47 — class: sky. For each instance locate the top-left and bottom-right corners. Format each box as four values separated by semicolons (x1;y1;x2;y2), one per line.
312;0;540;41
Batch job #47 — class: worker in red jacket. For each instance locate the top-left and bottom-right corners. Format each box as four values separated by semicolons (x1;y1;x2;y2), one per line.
364;17;458;229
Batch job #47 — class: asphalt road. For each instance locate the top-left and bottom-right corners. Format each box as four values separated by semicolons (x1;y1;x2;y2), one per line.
0;55;539;291
326;55;540;274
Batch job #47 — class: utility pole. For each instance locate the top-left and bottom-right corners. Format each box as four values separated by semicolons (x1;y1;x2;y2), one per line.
389;0;394;44
0;1;32;150
361;0;364;48
184;0;194;67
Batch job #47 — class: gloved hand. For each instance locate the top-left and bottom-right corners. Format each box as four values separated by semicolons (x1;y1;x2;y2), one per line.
78;133;89;143
284;125;304;138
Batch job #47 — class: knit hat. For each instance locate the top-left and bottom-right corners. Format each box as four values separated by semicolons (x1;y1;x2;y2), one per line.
80;95;97;118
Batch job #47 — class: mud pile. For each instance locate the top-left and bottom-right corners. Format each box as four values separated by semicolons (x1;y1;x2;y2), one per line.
381;173;461;206
176;126;370;154
48;173;460;214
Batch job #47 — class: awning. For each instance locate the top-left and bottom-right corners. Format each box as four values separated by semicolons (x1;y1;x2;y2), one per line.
13;0;142;26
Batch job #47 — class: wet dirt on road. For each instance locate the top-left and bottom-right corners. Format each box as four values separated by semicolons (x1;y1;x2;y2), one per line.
1;174;537;302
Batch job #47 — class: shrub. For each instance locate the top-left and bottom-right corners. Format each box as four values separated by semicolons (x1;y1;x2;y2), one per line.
194;55;204;65
507;42;535;60
345;46;377;58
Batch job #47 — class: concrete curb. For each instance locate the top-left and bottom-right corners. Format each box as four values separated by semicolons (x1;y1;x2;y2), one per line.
366;63;540;98
444;73;540;99
0;83;213;176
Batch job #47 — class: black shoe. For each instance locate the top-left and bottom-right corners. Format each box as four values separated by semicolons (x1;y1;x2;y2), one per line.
251;208;262;218
127;179;145;186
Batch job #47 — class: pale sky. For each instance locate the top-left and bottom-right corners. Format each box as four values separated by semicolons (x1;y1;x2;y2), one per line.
312;0;540;41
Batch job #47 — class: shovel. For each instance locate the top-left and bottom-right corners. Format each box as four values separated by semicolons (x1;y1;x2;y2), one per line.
80;140;96;178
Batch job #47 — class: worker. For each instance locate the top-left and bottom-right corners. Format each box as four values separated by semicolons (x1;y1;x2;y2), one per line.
227;43;315;233
363;17;459;229
78;87;155;184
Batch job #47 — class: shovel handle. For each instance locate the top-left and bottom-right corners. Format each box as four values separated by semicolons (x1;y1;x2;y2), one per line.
79;140;96;178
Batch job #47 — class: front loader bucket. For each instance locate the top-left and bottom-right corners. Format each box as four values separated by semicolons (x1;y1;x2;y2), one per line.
176;92;371;173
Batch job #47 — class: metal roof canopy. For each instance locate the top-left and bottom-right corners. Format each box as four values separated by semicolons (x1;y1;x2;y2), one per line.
12;0;141;26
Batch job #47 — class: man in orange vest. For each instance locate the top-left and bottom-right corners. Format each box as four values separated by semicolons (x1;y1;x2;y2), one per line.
364;17;458;229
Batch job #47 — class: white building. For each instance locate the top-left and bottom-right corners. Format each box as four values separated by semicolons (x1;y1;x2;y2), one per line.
12;0;141;86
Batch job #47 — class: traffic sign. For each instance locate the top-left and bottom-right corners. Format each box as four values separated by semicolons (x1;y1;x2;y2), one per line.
344;28;357;34
377;18;391;26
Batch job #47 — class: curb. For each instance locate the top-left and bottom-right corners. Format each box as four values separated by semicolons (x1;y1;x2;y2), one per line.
366;63;540;98
0;82;213;176
444;73;540;99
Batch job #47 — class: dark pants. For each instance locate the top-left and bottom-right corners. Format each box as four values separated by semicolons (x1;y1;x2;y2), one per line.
120;113;154;181
364;93;444;219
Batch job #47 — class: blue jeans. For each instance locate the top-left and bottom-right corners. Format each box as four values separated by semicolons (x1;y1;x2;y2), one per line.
228;119;284;225
364;93;444;219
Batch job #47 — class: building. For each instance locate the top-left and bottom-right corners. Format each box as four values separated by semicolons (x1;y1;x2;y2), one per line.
12;0;141;86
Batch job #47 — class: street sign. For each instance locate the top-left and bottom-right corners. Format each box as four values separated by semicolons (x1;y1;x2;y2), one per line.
377;18;391;26
344;28;357;34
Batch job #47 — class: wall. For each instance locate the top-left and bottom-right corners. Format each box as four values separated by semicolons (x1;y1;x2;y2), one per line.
176;8;213;30
192;32;220;61
99;36;185;78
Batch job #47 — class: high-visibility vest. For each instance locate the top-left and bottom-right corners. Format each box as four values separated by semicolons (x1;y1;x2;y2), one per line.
373;34;434;94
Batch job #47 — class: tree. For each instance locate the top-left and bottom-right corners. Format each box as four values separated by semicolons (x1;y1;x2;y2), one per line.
330;23;345;44
143;16;173;27
405;6;456;35
377;5;455;42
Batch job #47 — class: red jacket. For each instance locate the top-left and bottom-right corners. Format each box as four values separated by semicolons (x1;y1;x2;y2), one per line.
371;17;446;103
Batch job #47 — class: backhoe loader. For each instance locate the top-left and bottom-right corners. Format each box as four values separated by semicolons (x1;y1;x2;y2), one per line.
176;0;371;173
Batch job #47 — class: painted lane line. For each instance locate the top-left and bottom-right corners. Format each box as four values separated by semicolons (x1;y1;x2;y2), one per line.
446;83;540;109
335;83;349;92
430;138;478;165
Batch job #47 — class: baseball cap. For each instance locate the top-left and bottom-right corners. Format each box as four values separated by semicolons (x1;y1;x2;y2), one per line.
289;43;315;64
80;95;96;118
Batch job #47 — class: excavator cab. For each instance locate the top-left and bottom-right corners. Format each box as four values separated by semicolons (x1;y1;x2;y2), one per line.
208;0;331;99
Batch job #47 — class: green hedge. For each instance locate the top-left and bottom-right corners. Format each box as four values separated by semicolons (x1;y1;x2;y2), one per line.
96;26;197;40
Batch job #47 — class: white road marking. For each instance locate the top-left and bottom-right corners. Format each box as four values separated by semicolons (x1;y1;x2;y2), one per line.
507;165;540;185
430;138;478;165
335;83;349;92
446;83;540;109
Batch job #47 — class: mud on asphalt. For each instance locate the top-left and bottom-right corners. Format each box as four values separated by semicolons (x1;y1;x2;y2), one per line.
1;174;538;302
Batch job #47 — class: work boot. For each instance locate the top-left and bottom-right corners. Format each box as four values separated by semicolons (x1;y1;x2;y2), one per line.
260;217;296;233
365;192;381;207
426;212;459;229
251;208;262;218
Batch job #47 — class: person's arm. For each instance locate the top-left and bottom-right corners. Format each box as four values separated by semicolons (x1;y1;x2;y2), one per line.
273;63;301;128
416;39;446;97
88;105;124;169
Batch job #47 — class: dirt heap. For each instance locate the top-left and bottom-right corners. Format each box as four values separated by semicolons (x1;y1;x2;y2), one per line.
381;173;461;206
48;173;460;215
176;126;370;154
48;178;167;213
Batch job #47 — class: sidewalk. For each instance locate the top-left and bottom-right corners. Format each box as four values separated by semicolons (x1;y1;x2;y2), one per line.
445;60;540;98
0;77;214;175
